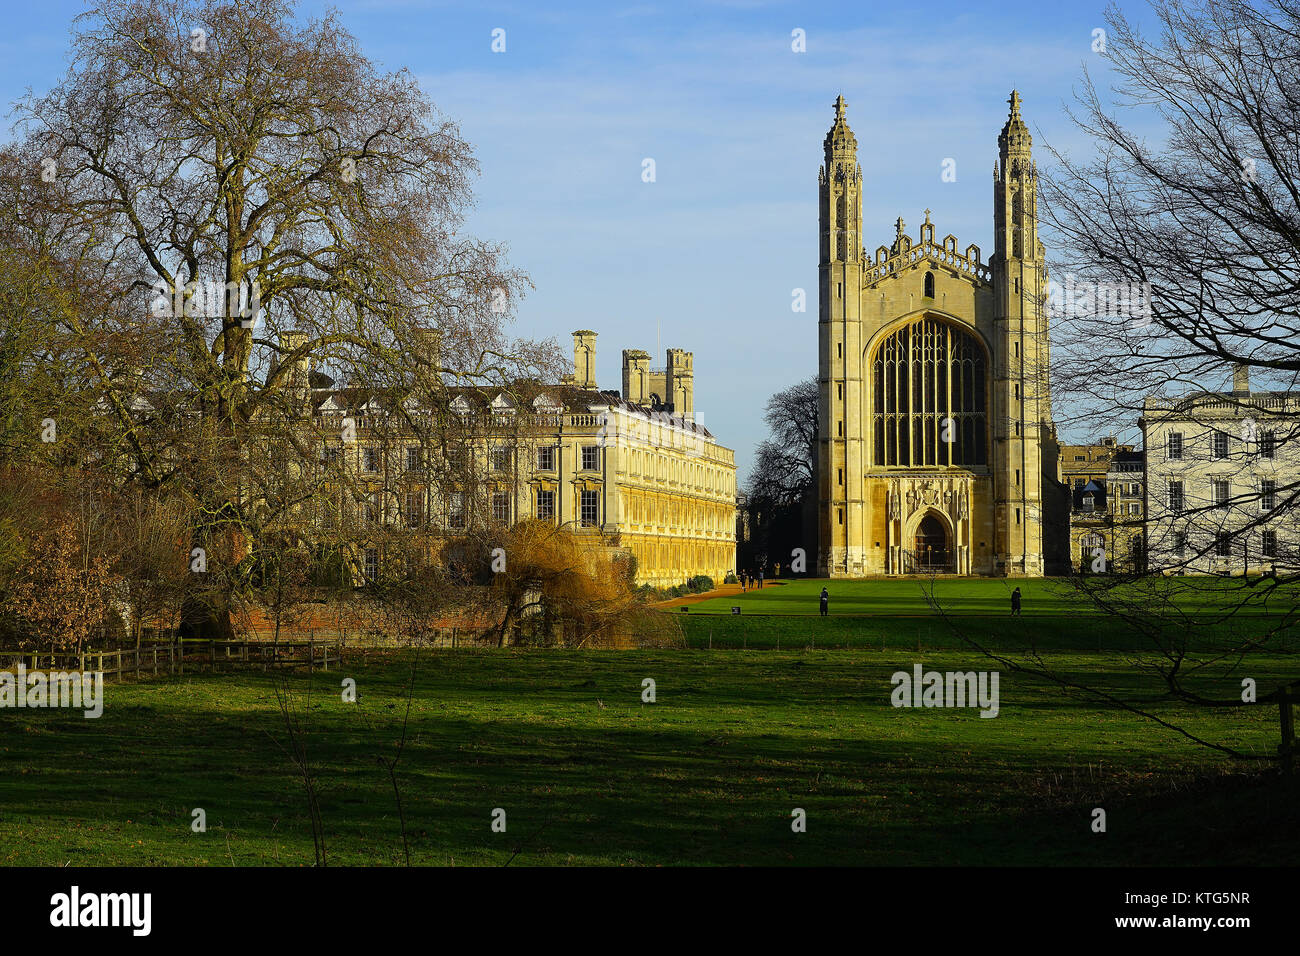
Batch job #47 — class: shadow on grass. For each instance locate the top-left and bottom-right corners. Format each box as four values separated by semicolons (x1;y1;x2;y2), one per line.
0;652;1291;865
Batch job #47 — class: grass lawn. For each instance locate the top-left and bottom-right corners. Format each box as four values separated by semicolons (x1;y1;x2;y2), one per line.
675;577;1300;651
1;646;1295;866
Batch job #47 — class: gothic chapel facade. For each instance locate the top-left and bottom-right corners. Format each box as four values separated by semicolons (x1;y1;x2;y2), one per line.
816;92;1068;577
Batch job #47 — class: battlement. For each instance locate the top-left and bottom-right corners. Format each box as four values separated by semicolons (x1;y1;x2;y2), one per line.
865;227;990;288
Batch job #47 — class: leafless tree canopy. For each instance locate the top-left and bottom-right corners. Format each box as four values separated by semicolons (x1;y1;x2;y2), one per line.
748;377;818;507
1042;0;1300;587
1042;0;1300;423
967;0;1300;734
0;0;570;633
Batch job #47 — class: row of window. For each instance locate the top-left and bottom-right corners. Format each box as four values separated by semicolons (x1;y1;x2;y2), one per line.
1079;495;1141;515
625;448;731;491
1073;478;1142;496
325;442;730;497
324;444;601;475
624;496;733;535
1166;430;1277;460
354;488;602;530
1170;530;1281;558
1165;479;1278;511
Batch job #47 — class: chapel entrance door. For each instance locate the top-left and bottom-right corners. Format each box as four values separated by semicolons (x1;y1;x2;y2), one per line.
913;515;951;572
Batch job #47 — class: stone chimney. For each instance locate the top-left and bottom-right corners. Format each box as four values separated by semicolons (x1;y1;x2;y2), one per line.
622;349;651;404
414;327;442;383
572;330;597;389
1232;362;1250;396
667;348;694;419
278;330;312;413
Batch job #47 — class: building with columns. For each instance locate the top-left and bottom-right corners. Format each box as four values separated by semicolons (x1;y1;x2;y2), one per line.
816;92;1069;576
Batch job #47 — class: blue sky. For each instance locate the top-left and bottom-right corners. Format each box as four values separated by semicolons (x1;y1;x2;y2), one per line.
0;0;1153;478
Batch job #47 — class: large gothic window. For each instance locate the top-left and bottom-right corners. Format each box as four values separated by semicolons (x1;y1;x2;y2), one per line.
872;316;987;467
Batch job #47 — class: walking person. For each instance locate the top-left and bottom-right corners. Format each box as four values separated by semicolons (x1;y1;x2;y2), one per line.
819;587;829;617
1010;586;1022;617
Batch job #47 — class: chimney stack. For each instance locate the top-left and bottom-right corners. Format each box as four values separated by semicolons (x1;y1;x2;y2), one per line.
572;330;598;389
414;327;442;384
622;349;651;404
278;330;312;415
667;348;694;419
1232;362;1250;396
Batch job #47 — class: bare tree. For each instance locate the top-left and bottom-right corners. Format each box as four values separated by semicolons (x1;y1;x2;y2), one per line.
929;0;1300;754
749;377;818;507
743;377;817;574
8;0;560;635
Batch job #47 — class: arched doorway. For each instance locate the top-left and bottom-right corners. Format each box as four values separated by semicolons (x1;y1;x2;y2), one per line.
913;514;951;572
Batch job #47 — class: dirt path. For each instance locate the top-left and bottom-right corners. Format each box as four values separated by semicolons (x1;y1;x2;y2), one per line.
652;581;787;609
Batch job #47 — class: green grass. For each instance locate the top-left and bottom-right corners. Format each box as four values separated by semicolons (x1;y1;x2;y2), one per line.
1;646;1295;866
689;576;1295;616
676;577;1300;651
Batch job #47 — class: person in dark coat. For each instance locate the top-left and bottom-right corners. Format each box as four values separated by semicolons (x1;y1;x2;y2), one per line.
1010;586;1022;616
819;587;829;617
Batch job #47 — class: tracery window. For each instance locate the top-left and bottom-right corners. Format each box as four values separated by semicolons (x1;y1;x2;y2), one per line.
872;316;987;467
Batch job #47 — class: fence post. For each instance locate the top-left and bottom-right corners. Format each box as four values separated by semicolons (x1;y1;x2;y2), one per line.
153;646;158;676
1280;686;1295;777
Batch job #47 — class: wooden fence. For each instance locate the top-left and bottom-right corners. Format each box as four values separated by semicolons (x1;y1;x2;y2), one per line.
0;638;343;683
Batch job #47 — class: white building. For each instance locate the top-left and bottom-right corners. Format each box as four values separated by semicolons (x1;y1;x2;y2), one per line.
1140;367;1298;575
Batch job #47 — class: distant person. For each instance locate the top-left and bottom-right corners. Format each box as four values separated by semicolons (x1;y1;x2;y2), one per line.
758;569;764;589
819;587;829;617
1011;586;1022;617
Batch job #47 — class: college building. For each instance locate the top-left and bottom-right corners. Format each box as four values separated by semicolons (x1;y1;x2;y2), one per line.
284;330;737;588
1140;366;1298;575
